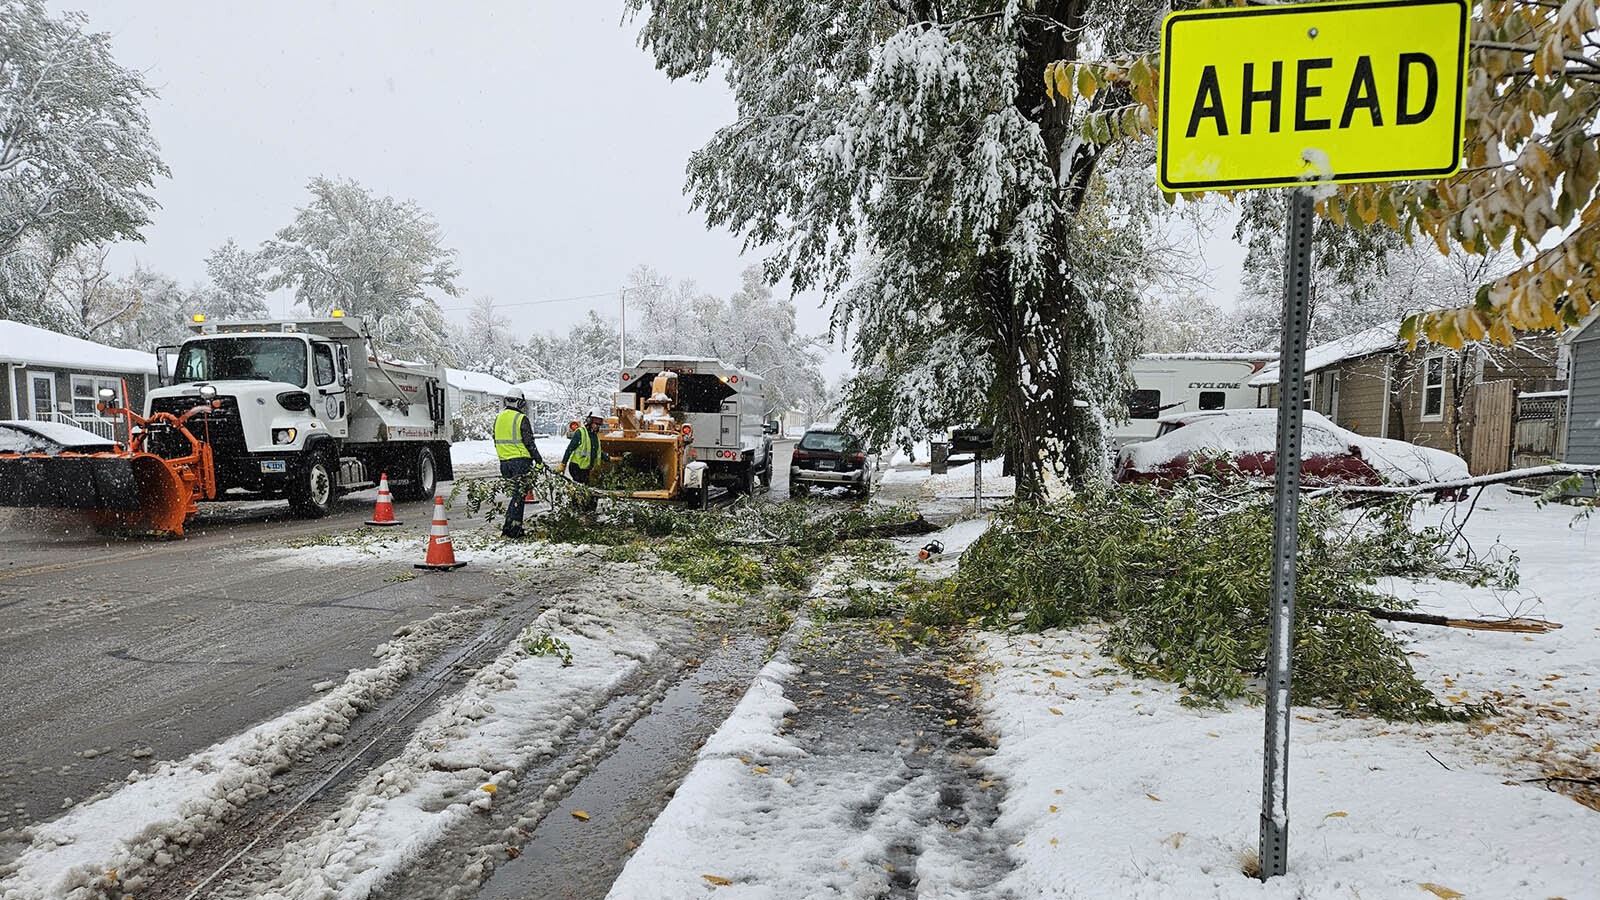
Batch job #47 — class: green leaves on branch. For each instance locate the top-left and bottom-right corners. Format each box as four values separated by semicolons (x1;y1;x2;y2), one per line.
917;485;1509;720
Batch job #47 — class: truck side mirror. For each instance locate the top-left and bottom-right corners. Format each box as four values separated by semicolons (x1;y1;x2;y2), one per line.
155;345;175;386
337;344;353;386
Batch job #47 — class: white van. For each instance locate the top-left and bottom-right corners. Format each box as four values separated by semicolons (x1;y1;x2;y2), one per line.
1113;353;1274;447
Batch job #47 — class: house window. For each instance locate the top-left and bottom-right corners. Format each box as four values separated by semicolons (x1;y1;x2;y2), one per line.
1127;389;1162;419
1198;391;1226;411
71;375;123;418
1422;355;1446;420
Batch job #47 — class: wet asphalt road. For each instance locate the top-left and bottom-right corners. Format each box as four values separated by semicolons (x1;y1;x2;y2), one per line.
0;444;801;847
0;488;512;848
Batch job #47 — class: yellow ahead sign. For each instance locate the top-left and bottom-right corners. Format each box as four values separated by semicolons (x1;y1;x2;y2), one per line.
1159;0;1468;192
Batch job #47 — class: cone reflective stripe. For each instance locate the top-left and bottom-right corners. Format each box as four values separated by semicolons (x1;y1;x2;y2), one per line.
415;495;466;570
367;472;402;526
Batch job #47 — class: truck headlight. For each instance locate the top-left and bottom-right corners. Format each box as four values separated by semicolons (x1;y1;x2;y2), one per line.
273;428;298;445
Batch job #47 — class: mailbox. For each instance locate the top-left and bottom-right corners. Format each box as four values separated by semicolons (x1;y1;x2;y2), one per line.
950;427;994;454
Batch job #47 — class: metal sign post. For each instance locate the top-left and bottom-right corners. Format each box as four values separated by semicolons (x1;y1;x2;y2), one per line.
1157;0;1470;879
1260;189;1315;878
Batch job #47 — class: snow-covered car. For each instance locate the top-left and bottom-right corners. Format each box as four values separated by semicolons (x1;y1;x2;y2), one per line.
790;429;872;498
0;420;119;455
1114;409;1468;494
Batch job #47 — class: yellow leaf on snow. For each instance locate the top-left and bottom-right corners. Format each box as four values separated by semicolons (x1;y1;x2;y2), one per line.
1324;811;1348;820
944;719;958;726
752;765;770;774
703;874;733;886
570;810;590;821
1146;792;1161;802
480;784;498;794
1048;707;1064;716
1419;884;1463;899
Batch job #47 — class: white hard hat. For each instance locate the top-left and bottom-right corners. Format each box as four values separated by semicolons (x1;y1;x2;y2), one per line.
505;387;526;405
587;407;603;420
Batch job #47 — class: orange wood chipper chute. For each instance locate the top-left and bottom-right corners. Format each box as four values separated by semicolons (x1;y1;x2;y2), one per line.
0;397;218;537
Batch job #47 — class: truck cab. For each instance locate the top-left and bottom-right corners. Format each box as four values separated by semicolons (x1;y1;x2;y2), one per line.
618;356;772;494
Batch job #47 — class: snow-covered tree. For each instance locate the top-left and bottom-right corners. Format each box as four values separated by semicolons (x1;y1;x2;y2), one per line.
1139;295;1228;355
258;177;459;363
625;265;707;356
0;0;168;327
190;239;268;320
449;296;520;381
48;249;186;350
626;264;829;418
522;311;620;420
626;1;1169;496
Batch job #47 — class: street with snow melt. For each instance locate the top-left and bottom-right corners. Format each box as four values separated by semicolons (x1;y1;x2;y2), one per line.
0;445;1596;900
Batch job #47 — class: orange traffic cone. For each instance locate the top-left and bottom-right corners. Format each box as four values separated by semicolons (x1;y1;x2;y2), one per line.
415;495;467;571
367;473;403;526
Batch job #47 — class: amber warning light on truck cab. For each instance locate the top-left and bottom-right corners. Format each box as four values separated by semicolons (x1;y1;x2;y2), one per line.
1158;0;1468;192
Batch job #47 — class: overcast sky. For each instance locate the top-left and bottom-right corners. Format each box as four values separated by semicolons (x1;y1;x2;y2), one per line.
50;5;816;336
50;2;1244;375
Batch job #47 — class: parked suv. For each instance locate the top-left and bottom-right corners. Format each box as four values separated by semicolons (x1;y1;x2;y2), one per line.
789;429;872;498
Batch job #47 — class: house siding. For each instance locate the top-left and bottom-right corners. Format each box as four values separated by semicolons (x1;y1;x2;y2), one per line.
1567;335;1600;465
1331;355;1388;437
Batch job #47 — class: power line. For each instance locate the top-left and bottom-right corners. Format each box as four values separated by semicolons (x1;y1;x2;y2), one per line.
437;290;621;312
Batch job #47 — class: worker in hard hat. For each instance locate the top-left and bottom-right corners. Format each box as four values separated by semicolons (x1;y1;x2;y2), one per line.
561;409;606;510
493;388;545;538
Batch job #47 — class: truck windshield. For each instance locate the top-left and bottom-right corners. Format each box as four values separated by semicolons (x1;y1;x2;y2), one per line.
173;337;308;387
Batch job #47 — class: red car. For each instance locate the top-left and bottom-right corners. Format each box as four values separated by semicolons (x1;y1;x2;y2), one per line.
1113;409;1469;491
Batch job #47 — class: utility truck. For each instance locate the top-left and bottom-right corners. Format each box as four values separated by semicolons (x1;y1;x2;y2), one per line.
0;313;454;535
1112;353;1274;449
150;314;455;516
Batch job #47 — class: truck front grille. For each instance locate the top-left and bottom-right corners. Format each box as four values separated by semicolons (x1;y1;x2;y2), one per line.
148;395;248;456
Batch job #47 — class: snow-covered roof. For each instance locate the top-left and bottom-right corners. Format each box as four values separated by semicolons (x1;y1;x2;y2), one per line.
1249;321;1404;388
445;367;515;396
514;378;562;402
0;319;158;375
1142;352;1277;362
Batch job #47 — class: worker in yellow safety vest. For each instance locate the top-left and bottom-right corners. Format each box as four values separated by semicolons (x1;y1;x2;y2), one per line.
561;409;606;486
493;388;545;538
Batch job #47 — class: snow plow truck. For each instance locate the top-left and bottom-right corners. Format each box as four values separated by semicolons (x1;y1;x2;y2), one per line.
0;314;453;535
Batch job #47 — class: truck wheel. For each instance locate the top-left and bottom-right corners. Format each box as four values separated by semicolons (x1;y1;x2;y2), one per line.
393;446;437;502
742;459;758;496
288;450;335;518
761;453;773;492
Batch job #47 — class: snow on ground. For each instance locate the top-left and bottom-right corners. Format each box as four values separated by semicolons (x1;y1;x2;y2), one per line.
611;487;1599;899
0;603;497;900
450;438;570;471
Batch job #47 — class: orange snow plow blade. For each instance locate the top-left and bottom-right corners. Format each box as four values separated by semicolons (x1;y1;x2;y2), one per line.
0;451;198;536
0;401;217;538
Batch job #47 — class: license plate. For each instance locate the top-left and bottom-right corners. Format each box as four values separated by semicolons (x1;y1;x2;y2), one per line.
260;460;286;473
819;460;836;470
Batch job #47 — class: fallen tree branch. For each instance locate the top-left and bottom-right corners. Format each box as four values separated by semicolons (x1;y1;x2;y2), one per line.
724;514;939;546
1307;464;1600;499
1360;606;1563;633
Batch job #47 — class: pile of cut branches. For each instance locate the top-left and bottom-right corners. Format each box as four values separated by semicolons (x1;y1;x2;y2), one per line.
911;484;1515;720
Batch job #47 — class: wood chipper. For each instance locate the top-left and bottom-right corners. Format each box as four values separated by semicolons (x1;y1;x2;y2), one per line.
0;387;218;536
593;370;713;508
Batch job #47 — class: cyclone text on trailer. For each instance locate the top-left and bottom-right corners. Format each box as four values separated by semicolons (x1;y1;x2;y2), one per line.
1158;0;1469;192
